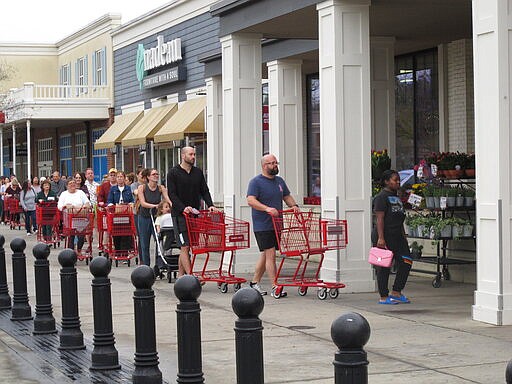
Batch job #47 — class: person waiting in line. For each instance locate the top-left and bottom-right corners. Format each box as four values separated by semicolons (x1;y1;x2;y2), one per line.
132;167;149;256
5;178;22;228
97;168;118;205
84;168;100;208
137;168;172;270
74;172;90;200
36;179;57;241
372;169;412;305
107;171;135;256
20;180;37;236
50;171;66;197
31;176;41;195
246;153;300;298
58;178;91;257
126;172;135;186
166;147;217;277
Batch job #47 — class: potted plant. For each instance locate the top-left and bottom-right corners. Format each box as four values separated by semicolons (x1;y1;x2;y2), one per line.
410;241;423;259
371;149;391;182
450;217;466;239
430;216;453;239
424;184;436;209
446;186;458;208
465;153;475;177
462;219;474;237
464;188;475;207
432;186;443;209
404;214;415;237
456;187;465;207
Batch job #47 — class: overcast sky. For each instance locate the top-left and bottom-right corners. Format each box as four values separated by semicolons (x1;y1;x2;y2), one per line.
1;0;172;43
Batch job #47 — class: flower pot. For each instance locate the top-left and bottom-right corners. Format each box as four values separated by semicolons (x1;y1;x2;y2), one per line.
437;170;445;177
464;196;474;207
463;224;474;237
440;225;452;238
426;197;435;209
444;170;456;179
465;169;475;178
452;225;463;238
446;196;456;207
456;196;465;207
417;225;427;238
434;197;441;209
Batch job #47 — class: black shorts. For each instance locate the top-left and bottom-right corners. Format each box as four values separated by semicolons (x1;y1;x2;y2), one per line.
254;230;278;252
173;215;189;247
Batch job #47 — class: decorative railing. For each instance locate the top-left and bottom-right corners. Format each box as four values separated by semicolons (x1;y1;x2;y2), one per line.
8;82;110;102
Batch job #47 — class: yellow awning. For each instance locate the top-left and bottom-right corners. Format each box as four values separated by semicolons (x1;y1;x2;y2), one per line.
94;111;144;150
153;97;206;143
121;103;177;147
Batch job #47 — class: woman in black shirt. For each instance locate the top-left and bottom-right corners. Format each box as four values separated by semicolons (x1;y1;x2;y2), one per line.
372;170;412;304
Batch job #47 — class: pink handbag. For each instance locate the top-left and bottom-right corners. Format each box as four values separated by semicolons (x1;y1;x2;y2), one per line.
368;247;393;267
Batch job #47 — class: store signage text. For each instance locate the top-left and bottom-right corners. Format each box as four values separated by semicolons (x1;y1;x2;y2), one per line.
142;66;187;89
144;36;182;71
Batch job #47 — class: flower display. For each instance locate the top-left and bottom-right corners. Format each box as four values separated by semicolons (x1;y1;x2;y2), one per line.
371;149;391;181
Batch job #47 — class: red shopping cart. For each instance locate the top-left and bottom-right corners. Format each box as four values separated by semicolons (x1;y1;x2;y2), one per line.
96;205;108;255
61;207;94;263
5;196;23;230
104;205;138;267
271;209;348;300
184;210;249;293
36;201;61;247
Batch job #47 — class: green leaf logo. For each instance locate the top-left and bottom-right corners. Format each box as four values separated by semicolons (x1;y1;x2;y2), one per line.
136;44;146;89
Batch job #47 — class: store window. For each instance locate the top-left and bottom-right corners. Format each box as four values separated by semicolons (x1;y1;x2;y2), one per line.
395;49;439;170
92;128;107;183
75;132;87;172
306;74;321;197
59;135;72;177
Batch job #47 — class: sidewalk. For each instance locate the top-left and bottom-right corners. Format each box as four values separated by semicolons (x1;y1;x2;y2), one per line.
0;225;509;383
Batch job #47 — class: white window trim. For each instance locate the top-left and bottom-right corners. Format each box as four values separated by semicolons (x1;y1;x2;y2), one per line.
121;101;145;114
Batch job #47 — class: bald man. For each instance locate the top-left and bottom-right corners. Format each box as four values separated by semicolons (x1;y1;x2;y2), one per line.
166;146;217;277
246;153;299;298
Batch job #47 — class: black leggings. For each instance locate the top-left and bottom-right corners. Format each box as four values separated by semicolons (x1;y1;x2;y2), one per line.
373;233;412;297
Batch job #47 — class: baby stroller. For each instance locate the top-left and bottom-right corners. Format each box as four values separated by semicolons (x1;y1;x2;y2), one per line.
149;210;179;283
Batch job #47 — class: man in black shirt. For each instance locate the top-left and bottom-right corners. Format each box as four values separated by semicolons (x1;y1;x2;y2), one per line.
167;146;217;276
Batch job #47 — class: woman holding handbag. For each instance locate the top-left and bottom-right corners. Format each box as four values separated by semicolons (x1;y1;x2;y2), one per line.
372;170;413;305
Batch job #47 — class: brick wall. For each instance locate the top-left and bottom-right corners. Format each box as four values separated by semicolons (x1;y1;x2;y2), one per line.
447;39;475;153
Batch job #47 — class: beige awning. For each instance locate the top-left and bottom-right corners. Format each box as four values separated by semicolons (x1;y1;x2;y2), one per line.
93;111;144;150
153;97;206;143
121;103;177;147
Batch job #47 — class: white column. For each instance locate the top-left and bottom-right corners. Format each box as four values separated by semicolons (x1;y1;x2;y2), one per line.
221;33;262;272
206;76;224;204
472;0;512;325
370;37;396;167
12;124;16;177
317;0;374;292
26;119;31;179
267;60;304;200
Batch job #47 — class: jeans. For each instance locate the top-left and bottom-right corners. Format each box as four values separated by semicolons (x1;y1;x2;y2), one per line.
138;215;156;266
24;210;37;233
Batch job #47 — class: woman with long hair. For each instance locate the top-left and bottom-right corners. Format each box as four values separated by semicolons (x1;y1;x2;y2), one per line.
32;176;41;194
74;172;90;200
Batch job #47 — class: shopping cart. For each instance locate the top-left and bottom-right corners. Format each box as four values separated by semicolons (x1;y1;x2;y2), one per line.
271;209;348;300
5;196;23;230
184;210;249;293
36;201;61;247
104;204;138;267
61;207;94;263
96;205;108;255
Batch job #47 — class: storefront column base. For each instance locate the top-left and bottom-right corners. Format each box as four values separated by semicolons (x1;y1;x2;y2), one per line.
472;291;512;326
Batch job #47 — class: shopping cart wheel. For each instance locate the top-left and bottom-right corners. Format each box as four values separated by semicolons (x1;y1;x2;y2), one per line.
220;283;228;294
432;277;442;288
317;288;328;300
115;259;119;267
234;283;241;292
328;289;339;299
298;286;308;296
135;257;139;265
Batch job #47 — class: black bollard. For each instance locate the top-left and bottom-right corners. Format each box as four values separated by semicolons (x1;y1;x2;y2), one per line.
507;360;512;383
33;243;57;334
174;275;204;384
232;287;265;384
58;249;85;350
0;235;11;309
89;256;121;370
331;312;371;384
131;265;162;384
10;238;32;321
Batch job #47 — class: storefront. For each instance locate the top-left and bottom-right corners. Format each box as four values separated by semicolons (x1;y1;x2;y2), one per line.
96;0;221;181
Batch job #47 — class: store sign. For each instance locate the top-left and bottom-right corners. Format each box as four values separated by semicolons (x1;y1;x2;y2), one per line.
142;66;187;89
136;36;184;89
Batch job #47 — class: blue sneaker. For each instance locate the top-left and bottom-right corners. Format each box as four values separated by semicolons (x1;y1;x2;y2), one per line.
389;294;411;304
379;297;398;305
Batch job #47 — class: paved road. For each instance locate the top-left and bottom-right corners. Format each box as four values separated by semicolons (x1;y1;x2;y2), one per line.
0;225;509;383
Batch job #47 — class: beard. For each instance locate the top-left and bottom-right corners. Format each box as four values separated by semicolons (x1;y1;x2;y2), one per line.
268;167;279;176
184;158;195;166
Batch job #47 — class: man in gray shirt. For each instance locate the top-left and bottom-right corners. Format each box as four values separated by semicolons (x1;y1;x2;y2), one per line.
50;171;66;197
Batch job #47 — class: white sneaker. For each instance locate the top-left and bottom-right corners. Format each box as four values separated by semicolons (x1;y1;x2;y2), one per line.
26;232;31;236
249;282;267;296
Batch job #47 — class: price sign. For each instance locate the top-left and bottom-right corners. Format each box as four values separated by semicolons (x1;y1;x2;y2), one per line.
408;193;423;208
417;166;424;178
431;164;438;177
440;196;447;210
